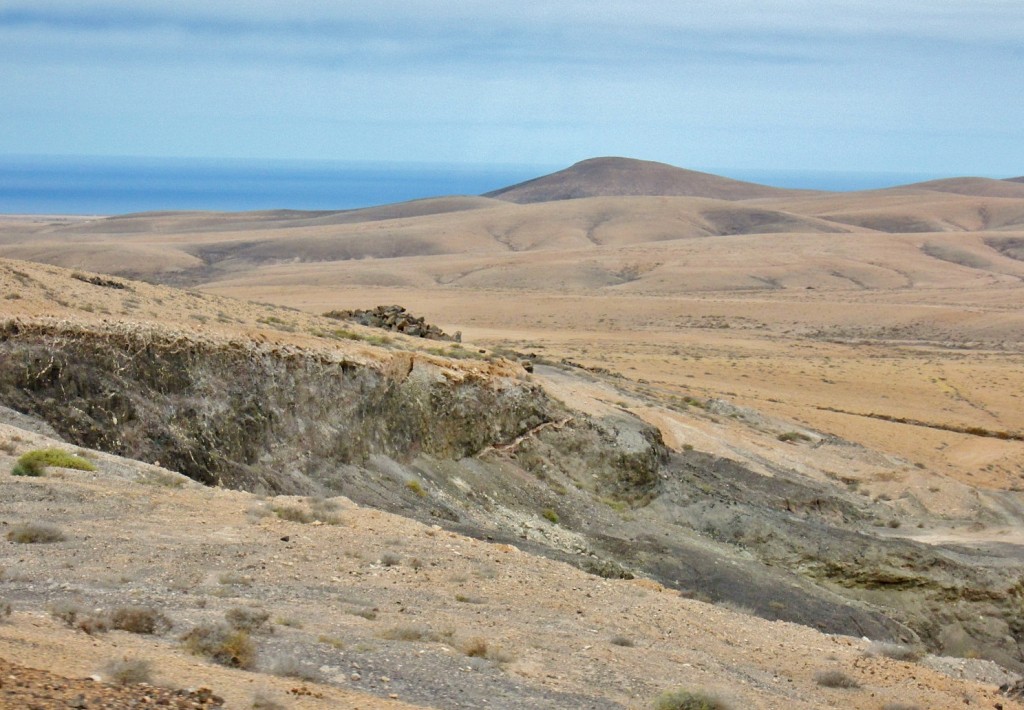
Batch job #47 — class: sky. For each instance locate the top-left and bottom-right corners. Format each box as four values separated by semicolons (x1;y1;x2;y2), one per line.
1;1;1022;177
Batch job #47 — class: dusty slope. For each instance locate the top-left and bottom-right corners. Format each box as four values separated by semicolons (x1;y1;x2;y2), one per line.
3;437;1018;710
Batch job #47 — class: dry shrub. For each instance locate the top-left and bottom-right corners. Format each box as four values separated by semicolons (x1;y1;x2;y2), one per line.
181;623;256;669
379;625;451;643
379;552;402;567
103;657;153;685
266;655;322;682
226;606;272;633
109;605;172;635
49;601;109;635
272;505;314;524
252;690;287;710
7;522;64;543
865;641;924;662
813;669;861;688
459;636;514;663
653;688;731;710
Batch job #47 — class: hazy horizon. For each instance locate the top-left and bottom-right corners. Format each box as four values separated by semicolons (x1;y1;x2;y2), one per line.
1;2;1021;177
0;153;992;215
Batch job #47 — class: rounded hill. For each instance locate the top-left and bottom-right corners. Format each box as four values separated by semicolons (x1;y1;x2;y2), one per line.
483;156;819;203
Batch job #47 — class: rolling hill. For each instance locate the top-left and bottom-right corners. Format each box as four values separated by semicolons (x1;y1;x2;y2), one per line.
484;156;817;202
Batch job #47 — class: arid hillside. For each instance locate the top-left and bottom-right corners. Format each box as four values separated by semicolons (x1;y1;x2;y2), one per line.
2;159;1022;490
1;159;1024;707
1;259;1023;709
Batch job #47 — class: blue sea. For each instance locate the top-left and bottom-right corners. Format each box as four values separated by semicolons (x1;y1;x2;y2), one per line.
0;155;951;216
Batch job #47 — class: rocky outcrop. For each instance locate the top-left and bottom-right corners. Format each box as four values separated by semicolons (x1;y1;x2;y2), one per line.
0;320;543;492
324;305;459;341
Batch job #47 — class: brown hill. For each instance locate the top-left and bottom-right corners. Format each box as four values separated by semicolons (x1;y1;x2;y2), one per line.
484;156;816;203
901;177;1024;199
1006;176;1024;183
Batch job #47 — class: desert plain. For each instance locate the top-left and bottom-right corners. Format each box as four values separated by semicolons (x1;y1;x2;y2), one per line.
1;157;1023;708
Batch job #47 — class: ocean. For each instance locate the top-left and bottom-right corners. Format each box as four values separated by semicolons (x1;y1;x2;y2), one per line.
0;155;951;216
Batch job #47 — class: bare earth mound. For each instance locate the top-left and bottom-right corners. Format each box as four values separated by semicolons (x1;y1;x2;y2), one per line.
484;156;816;202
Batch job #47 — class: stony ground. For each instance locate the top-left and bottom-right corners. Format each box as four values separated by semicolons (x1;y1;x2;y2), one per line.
0;424;1020;710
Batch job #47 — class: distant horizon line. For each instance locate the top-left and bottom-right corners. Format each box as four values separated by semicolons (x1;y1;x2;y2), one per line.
1;153;1019;216
2;152;1016;183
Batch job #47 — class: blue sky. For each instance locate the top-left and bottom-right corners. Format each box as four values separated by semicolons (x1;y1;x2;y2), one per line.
1;1;1022;177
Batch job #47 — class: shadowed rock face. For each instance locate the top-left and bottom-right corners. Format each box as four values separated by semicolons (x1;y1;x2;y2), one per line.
1;320;1023;671
0;321;554;491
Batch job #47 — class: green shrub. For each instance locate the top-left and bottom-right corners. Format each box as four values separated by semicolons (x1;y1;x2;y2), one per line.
653;688;731;710
542;508;559;524
12;448;96;476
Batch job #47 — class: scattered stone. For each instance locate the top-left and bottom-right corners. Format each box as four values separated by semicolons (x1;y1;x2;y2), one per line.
323;305;458;341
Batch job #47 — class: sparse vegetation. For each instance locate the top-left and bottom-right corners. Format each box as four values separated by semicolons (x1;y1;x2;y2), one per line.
266;655;322;681
252;690;288;710
813;669;861;688
11;448;95;476
218;571;253;586
49;602;109;635
542;508;559;524
181;622;257;669
379;552;402;567
459;636;514;663
142;470;186;488
405;479;427;497
226;606;272;633
0;598;11;622
7;522;65;543
866;641;924;662
777;431;811;443
271;505;315;524
103;657;154;685
653;688;732;710
610;634;635;647
380;624;452;643
109;605;172;635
